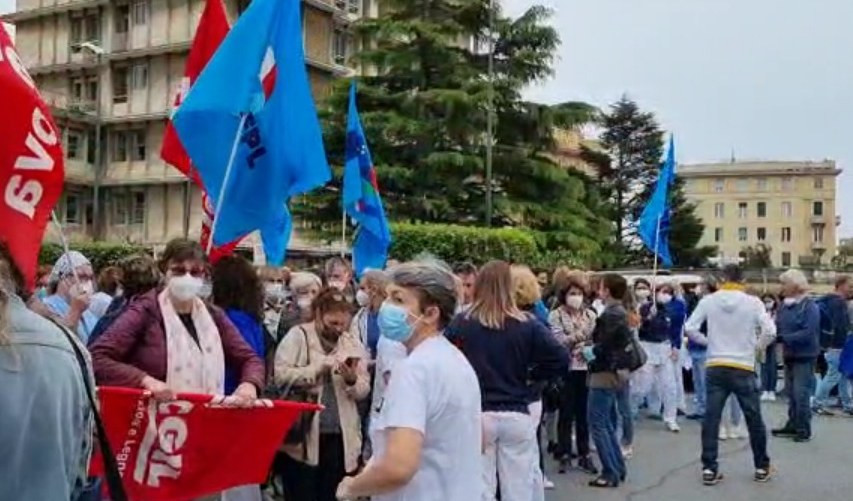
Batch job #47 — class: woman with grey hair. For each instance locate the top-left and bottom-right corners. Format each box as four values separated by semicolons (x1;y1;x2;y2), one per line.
772;269;820;442
336;260;484;500
42;251;101;342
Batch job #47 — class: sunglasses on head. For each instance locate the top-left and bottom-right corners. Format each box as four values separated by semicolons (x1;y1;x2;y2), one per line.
169;265;206;277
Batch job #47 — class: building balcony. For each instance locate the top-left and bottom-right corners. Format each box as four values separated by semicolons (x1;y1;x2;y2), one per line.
798;255;820;268
305;0;360;23
1;0;107;23
811;241;828;252
810;215;829;225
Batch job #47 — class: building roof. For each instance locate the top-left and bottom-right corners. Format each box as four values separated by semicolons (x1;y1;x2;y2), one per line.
678;160;840;177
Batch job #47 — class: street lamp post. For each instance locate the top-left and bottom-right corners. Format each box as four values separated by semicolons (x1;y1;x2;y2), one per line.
80;41;105;240
485;0;495;227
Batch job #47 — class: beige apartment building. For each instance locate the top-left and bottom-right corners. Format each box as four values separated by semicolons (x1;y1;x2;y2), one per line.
680;160;841;268
3;0;359;248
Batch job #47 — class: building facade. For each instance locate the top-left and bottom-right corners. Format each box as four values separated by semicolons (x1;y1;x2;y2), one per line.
680;160;841;268
4;0;358;247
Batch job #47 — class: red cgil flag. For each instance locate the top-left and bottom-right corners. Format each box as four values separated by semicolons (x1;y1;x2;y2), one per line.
90;387;319;501
160;0;241;262
0;25;65;291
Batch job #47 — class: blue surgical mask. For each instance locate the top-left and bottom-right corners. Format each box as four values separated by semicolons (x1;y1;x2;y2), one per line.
378;301;419;343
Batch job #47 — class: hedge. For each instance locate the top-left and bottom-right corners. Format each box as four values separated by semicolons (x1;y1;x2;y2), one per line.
39;242;151;272
389;223;540;266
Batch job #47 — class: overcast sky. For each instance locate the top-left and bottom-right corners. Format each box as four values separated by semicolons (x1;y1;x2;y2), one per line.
3;0;851;236
504;0;853;237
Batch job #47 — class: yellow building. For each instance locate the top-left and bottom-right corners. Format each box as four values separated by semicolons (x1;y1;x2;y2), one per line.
680;160;841;268
3;0;358;248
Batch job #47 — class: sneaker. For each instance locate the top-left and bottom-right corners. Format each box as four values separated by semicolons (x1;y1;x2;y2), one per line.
730;425;748;439
666;421;681;433
814;407;836;417
577;456;599;475
718;427;729;440
767;392;777;402
754;466;774;483
621;445;634;459
702;469;724;486
771;426;797;438
760;391;771;402
544;476;555;490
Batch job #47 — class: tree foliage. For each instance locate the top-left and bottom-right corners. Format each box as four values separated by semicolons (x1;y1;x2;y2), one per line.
740;244;773;269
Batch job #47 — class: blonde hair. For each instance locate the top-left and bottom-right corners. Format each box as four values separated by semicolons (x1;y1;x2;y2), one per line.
468;261;525;330
290;272;322;294
510;265;541;308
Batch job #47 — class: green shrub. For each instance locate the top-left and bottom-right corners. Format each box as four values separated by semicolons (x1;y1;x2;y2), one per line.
39;242;151;272
389;223;539;265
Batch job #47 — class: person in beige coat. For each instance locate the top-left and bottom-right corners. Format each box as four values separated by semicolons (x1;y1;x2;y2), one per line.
274;288;370;501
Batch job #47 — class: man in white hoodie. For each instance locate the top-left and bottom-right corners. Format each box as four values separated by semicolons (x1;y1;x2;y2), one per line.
684;265;776;486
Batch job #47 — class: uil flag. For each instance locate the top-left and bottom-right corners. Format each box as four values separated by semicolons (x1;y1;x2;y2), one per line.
0;25;65;291
90;387;319;501
173;0;330;265
638;135;675;267
343;81;391;276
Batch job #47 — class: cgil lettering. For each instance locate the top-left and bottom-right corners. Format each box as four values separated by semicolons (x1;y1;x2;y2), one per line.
241;113;266;169
134;400;194;487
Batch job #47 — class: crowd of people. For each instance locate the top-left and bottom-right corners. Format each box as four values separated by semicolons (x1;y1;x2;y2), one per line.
1;237;852;500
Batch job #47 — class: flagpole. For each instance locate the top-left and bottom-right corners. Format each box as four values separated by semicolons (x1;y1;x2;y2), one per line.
207;113;248;255
651;214;662;299
50;211;81;285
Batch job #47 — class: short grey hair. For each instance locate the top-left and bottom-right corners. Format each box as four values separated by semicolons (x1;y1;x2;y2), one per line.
361;269;390;292
388;259;458;328
290;272;322;293
780;268;809;292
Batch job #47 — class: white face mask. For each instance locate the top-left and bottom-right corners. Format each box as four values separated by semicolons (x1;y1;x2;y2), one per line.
565;295;584;310
169;274;204;302
328;280;346;292
783;297;798;306
356;289;370;307
635;289;651;301
297;296;313;311
74;280;94;296
657;292;673;305
764;301;775;311
265;283;284;299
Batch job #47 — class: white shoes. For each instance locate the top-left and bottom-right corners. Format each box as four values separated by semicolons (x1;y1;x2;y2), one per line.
544;476;555;490
622;445;634;459
666;421;681;433
760;391;777;402
719;426;730;440
730;425;748;439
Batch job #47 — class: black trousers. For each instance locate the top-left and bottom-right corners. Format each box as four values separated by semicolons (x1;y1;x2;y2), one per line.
278;433;347;501
558;371;590;458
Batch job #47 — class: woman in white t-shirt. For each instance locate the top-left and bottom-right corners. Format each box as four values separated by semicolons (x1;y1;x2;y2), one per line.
336;260;483;501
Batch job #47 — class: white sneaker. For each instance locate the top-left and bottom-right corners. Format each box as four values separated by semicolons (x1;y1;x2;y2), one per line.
621;445;634;459
666;421;681;433
767;392;777;402
760;392;770;402
544;476;555;490
731;425;748;439
719;426;729;440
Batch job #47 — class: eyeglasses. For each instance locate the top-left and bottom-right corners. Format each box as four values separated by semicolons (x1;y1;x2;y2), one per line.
169;265;206;277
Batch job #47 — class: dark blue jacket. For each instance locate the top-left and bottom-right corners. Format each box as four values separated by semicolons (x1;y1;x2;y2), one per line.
639;298;684;348
446;314;569;414
224;309;266;394
776;298;821;361
817;294;850;349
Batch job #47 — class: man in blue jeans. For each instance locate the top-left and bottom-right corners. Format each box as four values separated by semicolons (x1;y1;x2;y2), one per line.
685;265;777;486
687;276;719;420
814;276;852;416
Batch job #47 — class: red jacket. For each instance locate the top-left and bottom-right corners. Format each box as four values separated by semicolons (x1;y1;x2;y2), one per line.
89;289;265;391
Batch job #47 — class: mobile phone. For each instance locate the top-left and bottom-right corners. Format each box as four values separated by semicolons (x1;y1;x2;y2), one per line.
345;356;360;367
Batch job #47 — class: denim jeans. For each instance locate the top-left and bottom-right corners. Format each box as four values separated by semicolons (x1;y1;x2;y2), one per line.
814;349;852;411
701;367;770;472
690;350;708;415
614;383;634;446
588;387;627;483
784;359;817;437
759;343;778;393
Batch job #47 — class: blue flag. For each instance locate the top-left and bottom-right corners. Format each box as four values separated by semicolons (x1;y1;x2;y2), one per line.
172;0;330;265
343;81;391;276
638;135;675;267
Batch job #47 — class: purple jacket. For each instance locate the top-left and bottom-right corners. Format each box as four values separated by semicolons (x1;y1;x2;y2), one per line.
89;289;265;391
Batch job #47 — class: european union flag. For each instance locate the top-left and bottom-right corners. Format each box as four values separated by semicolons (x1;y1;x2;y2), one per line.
638;135;675;267
172;0;330;265
343;82;391;276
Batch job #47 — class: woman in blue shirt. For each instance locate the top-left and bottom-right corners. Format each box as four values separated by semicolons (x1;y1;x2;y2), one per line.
42;251;101;343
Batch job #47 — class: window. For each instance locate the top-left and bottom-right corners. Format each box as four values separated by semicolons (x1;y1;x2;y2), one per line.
112;192;128;224
738;227;748;242
113;131;128;161
781;227;792;243
757;227;766;242
66;131;82;159
713;178;724;192
782;201;793;218
84;14;100;42
86;78;98;101
132;0;148;25
131;130;146;161
714;228;723;243
781;177;794;191
131;191;146;224
757;202;767;218
65;194;81;224
87;133;96;163
757;178;768;191
736;178;749;192
782;252;792;267
813;226;824;243
85;200;94;226
115;5;130;33
71;78;84;100
70;16;84;44
332;28;348;65
113;66;128;103
131;62;148;89
347;0;359;14
714;202;724;219
814;177;824;189
738;202;747;219
813;201;824;217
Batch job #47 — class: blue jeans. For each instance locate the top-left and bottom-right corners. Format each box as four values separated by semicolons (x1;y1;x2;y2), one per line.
702;367;770;472
613;383;634;446
814;349;852;410
760;344;778;393
784;359;816;437
588;387;627;483
690;350;708;415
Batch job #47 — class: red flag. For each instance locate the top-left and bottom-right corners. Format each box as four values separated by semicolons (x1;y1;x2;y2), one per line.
0;25;65;291
91;387;319;501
